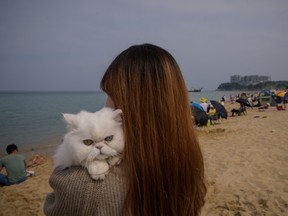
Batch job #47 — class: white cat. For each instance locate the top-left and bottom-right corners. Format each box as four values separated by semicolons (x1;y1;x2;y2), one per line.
53;107;124;180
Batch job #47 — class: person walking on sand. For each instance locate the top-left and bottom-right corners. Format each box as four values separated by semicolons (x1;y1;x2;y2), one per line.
0;143;27;186
44;43;206;216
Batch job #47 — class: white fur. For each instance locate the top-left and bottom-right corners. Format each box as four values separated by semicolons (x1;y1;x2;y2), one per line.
53;107;124;180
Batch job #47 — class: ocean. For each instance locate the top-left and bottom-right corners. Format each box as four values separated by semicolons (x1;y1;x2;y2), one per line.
0;90;248;157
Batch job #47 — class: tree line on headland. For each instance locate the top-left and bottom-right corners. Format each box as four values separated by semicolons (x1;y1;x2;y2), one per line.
217;80;288;91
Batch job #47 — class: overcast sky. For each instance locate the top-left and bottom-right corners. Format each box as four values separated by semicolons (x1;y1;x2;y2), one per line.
1;0;287;91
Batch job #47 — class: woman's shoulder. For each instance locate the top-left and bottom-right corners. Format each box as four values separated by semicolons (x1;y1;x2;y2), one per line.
52;164;124;178
50;164;126;191
45;164;127;216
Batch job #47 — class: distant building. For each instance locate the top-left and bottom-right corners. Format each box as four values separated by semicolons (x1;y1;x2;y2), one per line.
230;75;271;85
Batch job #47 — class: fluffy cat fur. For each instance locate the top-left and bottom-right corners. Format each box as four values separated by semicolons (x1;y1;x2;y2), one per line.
53;107;124;180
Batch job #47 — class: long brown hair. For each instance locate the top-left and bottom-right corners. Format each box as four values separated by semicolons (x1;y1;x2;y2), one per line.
101;44;206;216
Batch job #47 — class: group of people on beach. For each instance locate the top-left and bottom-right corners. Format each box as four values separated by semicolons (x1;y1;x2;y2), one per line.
191;97;225;127
191;88;288;127
1;44;207;216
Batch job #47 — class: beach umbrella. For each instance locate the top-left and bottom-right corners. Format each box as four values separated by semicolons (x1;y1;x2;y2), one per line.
277;91;288;99
210;100;228;119
277;91;285;97
236;98;251;107
190;105;208;126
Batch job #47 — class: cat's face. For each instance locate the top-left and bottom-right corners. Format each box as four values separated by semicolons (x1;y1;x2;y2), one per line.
63;107;124;163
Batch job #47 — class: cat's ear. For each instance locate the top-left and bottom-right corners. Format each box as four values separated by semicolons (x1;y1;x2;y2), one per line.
113;109;122;122
63;113;77;128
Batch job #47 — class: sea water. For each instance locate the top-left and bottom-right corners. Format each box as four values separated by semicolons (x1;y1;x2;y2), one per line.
0;92;107;156
0;90;246;157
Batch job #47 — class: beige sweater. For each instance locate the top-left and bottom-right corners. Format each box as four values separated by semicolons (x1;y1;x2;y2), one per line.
44;165;127;216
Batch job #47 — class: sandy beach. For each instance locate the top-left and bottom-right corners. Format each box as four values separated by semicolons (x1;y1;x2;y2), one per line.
1;103;288;216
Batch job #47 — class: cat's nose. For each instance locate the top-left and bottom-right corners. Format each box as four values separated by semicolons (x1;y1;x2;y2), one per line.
95;144;103;149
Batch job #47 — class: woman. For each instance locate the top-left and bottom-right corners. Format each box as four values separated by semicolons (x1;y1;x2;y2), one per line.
44;44;206;216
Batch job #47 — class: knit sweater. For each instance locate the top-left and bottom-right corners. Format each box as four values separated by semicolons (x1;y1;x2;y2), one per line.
44;165;127;216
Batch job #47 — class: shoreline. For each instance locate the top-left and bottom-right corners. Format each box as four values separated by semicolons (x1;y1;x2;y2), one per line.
21;144;59;160
0;136;62;158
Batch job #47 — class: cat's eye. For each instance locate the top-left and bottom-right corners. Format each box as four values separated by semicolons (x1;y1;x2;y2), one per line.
104;135;113;142
83;139;94;145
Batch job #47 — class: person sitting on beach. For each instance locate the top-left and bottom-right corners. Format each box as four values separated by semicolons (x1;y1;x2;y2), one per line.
44;44;206;216
199;97;209;113
208;105;217;118
0;143;27;186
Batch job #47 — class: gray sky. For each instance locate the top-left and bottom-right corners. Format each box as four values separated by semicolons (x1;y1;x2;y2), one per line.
1;0;287;91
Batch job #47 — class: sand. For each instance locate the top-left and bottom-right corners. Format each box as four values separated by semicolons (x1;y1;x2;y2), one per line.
200;104;288;215
1;103;288;216
0;156;53;216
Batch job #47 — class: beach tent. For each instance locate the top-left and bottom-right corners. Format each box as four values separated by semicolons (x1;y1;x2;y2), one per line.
258;89;277;106
190;102;203;110
190;105;208;126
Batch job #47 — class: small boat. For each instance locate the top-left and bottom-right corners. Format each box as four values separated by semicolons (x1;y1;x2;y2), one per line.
188;87;202;92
